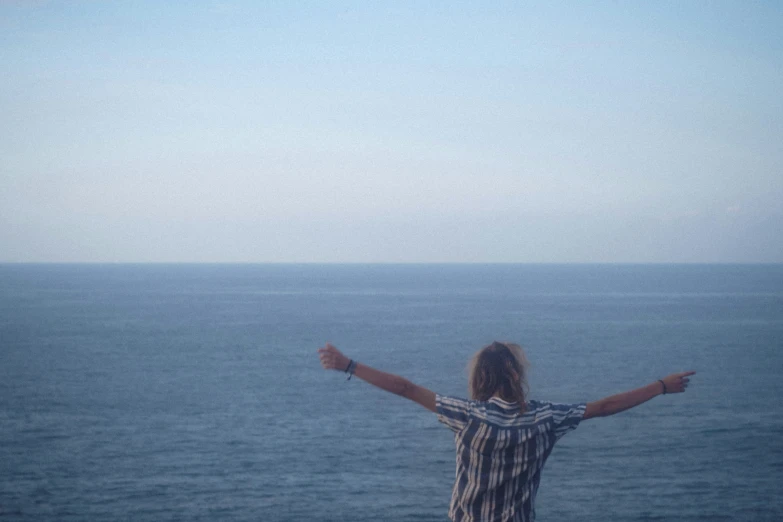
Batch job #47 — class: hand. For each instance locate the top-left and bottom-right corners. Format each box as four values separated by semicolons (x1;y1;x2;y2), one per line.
318;342;350;372
661;371;696;393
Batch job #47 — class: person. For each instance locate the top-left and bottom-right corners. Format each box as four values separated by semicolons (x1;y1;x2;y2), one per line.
318;340;695;522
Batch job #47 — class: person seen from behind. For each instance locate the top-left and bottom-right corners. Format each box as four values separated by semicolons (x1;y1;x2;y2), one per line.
318;340;695;522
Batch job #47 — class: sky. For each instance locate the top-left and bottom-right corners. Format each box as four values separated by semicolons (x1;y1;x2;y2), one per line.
1;1;781;263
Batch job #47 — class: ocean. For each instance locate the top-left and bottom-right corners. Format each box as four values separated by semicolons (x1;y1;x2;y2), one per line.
1;264;782;521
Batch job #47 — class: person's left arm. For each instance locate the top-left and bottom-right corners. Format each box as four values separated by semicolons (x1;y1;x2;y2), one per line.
583;371;695;420
317;343;436;413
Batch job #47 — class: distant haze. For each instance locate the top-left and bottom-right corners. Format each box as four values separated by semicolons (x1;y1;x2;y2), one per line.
2;1;781;263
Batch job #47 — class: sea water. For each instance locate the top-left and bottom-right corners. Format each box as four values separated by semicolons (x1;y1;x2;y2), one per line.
1;264;782;521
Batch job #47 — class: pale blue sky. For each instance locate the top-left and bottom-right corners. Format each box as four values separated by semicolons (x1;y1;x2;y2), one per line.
2;1;781;262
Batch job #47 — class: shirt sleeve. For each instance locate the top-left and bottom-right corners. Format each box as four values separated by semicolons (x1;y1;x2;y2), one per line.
548;402;587;441
436;394;473;433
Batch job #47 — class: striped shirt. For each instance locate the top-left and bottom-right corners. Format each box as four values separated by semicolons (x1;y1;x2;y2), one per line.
436;394;586;522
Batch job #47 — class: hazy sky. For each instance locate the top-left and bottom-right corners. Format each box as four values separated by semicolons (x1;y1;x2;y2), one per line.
2;1;781;263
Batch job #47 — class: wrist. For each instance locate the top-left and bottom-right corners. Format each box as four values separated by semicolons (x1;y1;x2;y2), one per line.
344;359;358;380
657;379;667;395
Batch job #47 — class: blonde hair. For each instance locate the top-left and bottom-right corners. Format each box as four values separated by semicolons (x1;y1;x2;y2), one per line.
468;341;529;412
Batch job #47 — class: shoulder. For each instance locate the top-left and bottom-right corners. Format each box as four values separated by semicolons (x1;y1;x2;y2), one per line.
524;399;553;415
525;400;585;421
435;394;478;419
436;394;500;421
527;399;581;411
435;394;479;432
436;394;475;409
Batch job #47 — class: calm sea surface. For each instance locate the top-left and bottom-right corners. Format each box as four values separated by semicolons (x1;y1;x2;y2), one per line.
1;264;782;521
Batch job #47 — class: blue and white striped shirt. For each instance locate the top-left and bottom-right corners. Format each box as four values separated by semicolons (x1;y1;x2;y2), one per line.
436;395;586;522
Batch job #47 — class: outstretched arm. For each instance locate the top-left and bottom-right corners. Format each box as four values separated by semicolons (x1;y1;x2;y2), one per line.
583;371;696;420
317;343;437;413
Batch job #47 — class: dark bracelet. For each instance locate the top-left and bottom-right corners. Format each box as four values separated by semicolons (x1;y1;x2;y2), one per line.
344;359;353;372
658;379;667;394
345;359;357;381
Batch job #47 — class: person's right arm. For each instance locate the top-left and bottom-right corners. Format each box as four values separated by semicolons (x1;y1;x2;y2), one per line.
317;343;437;413
583;371;695;420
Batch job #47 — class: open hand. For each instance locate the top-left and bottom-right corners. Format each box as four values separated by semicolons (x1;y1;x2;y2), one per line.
662;371;696;393
318;343;350;372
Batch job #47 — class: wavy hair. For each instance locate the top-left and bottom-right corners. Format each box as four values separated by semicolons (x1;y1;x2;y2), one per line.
468;341;529;412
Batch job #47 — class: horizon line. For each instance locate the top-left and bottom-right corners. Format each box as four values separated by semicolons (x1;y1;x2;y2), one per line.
1;261;782;266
